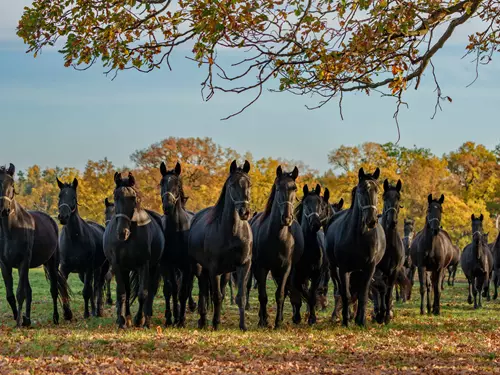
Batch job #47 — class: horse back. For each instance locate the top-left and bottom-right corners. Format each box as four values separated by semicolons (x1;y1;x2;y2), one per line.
29;210;59;267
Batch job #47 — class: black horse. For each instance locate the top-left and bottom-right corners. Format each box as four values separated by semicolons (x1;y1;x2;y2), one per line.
159;161;197;327
292;184;331;325
103;172;165;328
446;245;460;287
188;160;252;331
251;166;303;329
0;164;71;327
316;197;343;311
401;218;415;301
57;177;108;319
410;194;454;315
103;198;115;306
326;167;386;327
372;179;404;324
492;217;500;300
461;214;493;309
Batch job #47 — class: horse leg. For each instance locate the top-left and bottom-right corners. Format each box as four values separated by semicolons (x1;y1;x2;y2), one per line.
123;272;132;328
106;269;113;306
60;266;73;321
114;267;127;329
16;260;30;327
416;267;425;314
245;271;252;311
235;262;251;331
431;270;442;315
1;264;18;321
395;284;400;303
408;265;415;301
83;269;93;319
171;267;180;326
425;272;432;314
289;273;303;325
384;272;397;324
440;271;445;291
94;265;107;317
187;264;197;312
197;270;209;329
452;266;457;287
467;277;473;304
45;255;60;325
256;267;269;328
477;275;484;308
330;265;341;323
274;265;291;329
447;267;452;286
355;265;375;327
134;263;149;327
338;269;350;327
308;270;321;326
209;273;222;330
493;272;499;300
482;273;491;302
144;266;160;329
177;265;191;328
163;268;173;326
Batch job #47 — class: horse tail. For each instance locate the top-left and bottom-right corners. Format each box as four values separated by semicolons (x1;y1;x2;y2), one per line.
129;270;140;305
43;264;72;305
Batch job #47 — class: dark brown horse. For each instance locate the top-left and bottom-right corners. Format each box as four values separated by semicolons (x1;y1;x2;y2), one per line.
251;166;303;329
410;194;454;315
461;214;493;308
188;160;252;331
492;217;500;300
400;218;415;301
326;167;386;327
0;164;71;327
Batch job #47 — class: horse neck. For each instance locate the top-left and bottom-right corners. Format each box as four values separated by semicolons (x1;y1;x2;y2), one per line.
1;200;27;235
268;193;287;234
165;200;189;232
348;192;363;236
472;234;485;260
67;207;85;235
221;192;241;235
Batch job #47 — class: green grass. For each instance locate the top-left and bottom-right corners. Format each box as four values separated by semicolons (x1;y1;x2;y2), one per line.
0;269;499;374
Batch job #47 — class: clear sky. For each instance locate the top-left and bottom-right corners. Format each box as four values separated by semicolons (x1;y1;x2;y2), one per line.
1;1;499;174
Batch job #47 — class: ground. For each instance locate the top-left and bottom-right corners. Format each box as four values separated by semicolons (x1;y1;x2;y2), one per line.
0;270;499;374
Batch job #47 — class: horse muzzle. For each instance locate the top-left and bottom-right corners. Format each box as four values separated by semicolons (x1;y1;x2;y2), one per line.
238;207;250;221
117;228;131;242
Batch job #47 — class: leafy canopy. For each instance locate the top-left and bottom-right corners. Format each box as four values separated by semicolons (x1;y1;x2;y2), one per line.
16;0;499;119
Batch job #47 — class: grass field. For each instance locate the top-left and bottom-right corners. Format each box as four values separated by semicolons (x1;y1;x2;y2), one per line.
1;269;500;374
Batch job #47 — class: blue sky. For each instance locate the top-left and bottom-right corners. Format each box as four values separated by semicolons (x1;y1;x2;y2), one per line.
1;1;499;174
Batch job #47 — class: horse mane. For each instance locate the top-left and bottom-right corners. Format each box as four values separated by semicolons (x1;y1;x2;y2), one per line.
294;200;303;225
260;183;277;222
349;186;357;209
206;169;249;224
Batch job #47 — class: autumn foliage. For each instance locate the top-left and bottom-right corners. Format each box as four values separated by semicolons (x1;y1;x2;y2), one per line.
14;137;500;249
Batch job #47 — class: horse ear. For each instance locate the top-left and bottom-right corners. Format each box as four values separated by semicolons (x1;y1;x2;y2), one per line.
243;160;251;174
175;162;181;176
7;163;15;177
338;198;344;210
315;184;321;195
72;178;78;189
471;214;475;221
323;188;330;203
383;179;389;192
291;166;299;180
114;172;122;186
358;168;365;179
428;194;433;204
438;194;445;204
480;213;484;221
230;160;237;174
373;167;380;180
128;172;135;187
56;177;64;190
276;165;283;178
160;162;167;177
396;179;402;192
303;184;309;196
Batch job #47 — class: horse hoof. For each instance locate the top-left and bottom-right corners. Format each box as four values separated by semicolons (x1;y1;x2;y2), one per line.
165;318;173;327
198;318;206;329
96;309;104;318
106;298;113;306
125;315;133;328
212;322;220;331
467;297;473;305
143;317;151;329
239;324;248;332
188;302;197;313
22;315;31;327
84;312;90;319
176;320;186;329
53;313;60;325
258;320;268;328
292;316;301;325
63;308;73;321
308;317;316;326
134;315;145;328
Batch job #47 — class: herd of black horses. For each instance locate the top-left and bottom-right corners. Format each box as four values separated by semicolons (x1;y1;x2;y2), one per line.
0;161;499;330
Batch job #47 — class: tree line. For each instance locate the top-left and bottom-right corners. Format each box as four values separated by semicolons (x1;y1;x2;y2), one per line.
14;137;500;250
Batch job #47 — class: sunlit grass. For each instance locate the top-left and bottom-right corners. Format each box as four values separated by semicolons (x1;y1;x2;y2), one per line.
0;268;499;373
